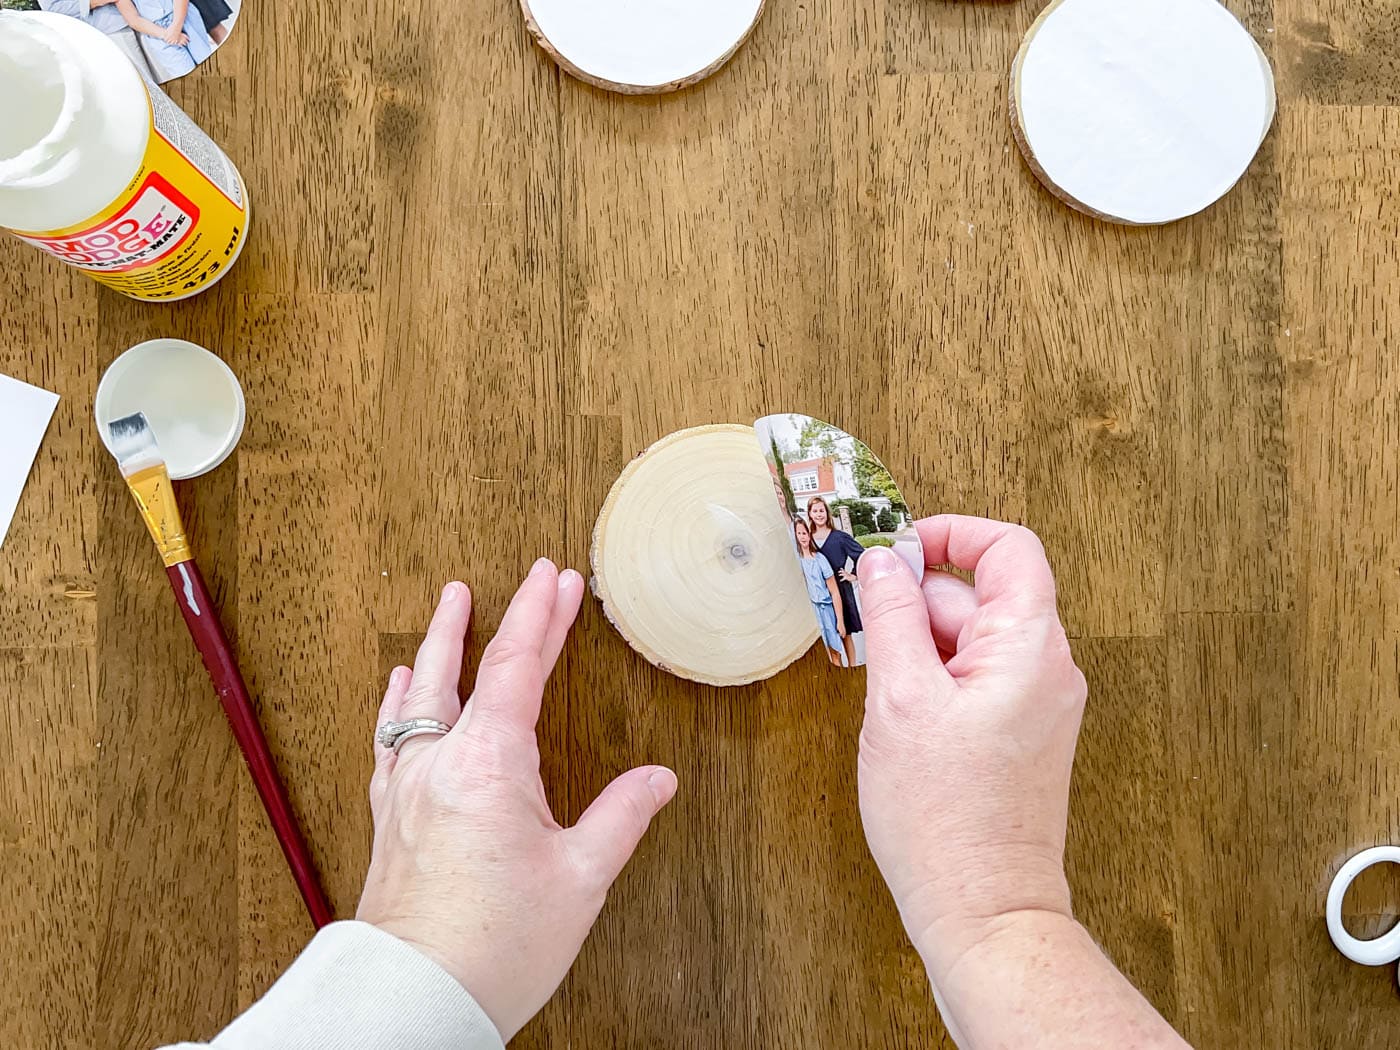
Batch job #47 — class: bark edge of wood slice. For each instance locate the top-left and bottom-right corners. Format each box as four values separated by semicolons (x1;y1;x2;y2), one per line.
1009;0;1276;226
520;0;767;95
591;424;818;687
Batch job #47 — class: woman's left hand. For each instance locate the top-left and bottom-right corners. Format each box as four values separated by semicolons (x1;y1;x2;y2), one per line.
357;560;678;1042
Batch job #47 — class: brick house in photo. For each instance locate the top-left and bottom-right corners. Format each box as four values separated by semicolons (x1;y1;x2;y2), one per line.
783;456;859;513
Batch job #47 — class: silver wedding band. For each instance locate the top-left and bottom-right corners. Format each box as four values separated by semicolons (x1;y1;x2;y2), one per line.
376;718;452;754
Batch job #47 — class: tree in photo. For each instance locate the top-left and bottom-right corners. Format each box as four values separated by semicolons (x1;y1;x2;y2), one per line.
854;445;907;513
795;416;850;459
768;431;797;517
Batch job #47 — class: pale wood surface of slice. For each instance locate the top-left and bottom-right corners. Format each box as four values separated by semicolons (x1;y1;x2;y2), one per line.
591;424;818;686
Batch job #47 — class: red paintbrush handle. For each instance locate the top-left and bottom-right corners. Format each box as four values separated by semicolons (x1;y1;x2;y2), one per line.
165;560;335;929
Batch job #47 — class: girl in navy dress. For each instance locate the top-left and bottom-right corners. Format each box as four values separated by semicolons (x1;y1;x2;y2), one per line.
189;0;233;44
806;496;865;667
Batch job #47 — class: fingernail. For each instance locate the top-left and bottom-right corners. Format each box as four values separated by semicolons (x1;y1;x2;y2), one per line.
647;767;678;805
558;568;581;589
859;547;900;583
441;581;462;602
529;557;554;578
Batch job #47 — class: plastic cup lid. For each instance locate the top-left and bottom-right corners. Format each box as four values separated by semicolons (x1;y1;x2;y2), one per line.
95;338;246;480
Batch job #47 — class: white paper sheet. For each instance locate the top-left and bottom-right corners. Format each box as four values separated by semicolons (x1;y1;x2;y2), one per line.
0;373;60;548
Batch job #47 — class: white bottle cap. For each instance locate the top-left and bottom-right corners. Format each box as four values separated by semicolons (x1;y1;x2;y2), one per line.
95;338;245;480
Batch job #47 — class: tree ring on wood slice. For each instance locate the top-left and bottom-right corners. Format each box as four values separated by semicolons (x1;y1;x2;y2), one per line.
520;0;766;95
591;424;819;686
1010;0;1276;225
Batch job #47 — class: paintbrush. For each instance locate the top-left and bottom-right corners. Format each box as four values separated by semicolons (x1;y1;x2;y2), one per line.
105;412;333;929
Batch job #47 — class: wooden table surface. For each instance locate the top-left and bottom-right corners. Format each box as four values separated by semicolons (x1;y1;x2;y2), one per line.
4;1;1400;1046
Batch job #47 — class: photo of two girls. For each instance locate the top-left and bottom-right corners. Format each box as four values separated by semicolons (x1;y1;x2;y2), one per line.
792;498;864;667
25;0;240;83
757;413;924;669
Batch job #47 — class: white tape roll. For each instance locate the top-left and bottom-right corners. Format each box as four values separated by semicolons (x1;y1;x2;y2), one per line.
1325;845;1400;968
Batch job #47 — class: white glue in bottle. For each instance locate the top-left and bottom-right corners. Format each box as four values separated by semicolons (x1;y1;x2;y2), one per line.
0;11;249;301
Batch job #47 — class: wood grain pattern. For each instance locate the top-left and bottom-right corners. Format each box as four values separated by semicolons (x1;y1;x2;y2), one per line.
3;0;1399;1046
0;647;96;1050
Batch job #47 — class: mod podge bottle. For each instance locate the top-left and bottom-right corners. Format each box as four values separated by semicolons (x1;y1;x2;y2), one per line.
0;11;249;301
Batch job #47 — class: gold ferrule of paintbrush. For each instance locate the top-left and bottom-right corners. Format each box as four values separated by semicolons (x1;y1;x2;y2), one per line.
124;463;192;567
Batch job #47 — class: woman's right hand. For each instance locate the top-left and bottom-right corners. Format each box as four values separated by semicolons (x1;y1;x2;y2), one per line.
161;26;188;44
855;516;1087;981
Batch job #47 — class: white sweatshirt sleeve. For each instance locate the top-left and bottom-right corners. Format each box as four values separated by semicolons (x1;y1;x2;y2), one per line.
158;921;506;1050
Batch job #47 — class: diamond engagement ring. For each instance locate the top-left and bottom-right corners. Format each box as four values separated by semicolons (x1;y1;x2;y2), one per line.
376;718;452;753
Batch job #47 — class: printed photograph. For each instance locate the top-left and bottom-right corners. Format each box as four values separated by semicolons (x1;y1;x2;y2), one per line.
20;0;241;84
755;413;924;669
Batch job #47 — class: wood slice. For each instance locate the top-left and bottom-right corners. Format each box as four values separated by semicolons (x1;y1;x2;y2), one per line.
520;0;766;95
591;424;819;687
1010;0;1276;226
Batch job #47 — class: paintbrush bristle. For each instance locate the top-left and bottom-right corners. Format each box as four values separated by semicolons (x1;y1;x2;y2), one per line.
105;412;167;477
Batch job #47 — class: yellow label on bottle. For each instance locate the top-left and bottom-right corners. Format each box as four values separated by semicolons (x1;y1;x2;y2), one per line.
10;88;248;302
